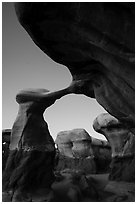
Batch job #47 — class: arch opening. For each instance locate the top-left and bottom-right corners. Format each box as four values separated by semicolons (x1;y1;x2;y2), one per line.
44;94;107;141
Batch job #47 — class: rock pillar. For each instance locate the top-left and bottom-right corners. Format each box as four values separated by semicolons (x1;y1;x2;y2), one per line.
3;87;73;201
93;113;135;182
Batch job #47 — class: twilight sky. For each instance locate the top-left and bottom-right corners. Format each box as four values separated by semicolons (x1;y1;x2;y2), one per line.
2;2;107;141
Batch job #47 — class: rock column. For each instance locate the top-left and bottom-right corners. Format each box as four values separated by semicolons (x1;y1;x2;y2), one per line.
2;87;73;201
93;113;135;182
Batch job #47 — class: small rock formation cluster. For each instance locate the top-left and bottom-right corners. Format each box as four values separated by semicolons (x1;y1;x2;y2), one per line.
93;113;135;182
2;129;11;171
55;129;96;174
55;128;111;174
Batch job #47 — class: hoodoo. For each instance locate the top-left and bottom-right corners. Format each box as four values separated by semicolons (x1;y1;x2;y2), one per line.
93;113;135;182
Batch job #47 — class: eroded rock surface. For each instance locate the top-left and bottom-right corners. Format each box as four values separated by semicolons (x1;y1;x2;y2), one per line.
92;138;111;173
14;2;135;128
55;129;96;174
55;129;111;174
3;88;75;201
56;129;94;158
93;113;135;182
11;2;135;201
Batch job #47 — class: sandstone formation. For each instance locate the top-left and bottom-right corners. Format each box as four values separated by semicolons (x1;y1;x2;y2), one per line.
2;129;11;171
93;113;135;182
11;2;135;201
55;129;96;174
14;3;135;129
56;129;94;158
55;129;111;174
3;87;77;201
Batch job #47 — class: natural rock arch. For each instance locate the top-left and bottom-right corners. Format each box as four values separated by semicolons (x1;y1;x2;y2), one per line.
2;2;135;201
14;2;135;128
44;93;107;141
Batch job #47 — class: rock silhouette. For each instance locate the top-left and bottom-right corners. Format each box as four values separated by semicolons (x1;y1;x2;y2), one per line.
14;2;135;127
3;2;134;201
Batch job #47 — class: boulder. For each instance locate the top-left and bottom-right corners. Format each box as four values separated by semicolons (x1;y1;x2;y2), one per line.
14;2;135;128
93;113;135;182
55;129;96;174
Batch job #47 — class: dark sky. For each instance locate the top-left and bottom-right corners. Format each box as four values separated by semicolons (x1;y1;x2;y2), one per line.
2;2;107;141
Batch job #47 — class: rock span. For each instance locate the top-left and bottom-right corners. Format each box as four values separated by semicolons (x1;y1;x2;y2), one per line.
14;2;135;127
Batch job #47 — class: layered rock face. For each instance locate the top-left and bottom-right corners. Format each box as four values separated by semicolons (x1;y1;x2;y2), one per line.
93;113;135;182
2;129;11;171
55;129;96;174
14;3;135;128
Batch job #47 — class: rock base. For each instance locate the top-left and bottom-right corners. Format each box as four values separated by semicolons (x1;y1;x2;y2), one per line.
3;149;55;193
92;146;111;173
56;154;96;174
109;156;135;182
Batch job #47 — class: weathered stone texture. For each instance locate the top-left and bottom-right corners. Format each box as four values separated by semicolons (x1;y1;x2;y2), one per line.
93;113;135;182
14;3;135;127
55;129;96;174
